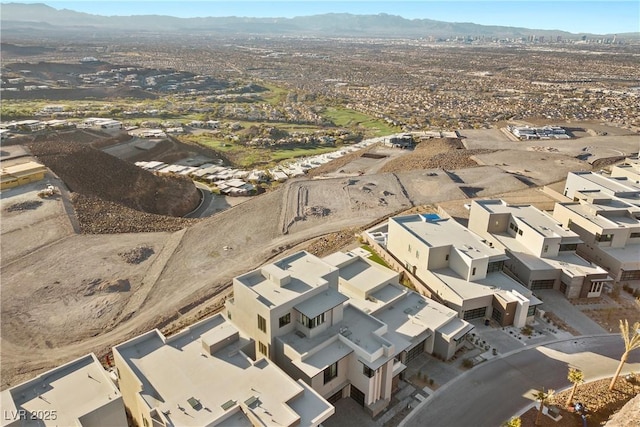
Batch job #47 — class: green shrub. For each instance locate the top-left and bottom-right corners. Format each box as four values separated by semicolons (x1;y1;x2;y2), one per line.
462;358;474;368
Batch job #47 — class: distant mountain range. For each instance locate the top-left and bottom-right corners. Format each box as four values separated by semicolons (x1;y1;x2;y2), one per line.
0;2;635;39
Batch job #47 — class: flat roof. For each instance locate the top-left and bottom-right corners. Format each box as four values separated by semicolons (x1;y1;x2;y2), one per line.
236;251;338;308
598;244;640;265
475;273;543;306
430;268;495;301
294;288;349;319
323;252;398;298
431;267;536;304
437;318;475;341
1;354;124;427
561;202;640;229
279;305;389;369
375;291;457;341
391;215;504;260
114;314;333;427
476;200;578;239
570;172;640;195
348;283;406;314
292;339;354;378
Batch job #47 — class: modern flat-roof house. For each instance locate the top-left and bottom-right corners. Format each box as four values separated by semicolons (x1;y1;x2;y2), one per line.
469;200;611;299
113;314;333;427
0;353;126;427
610;157;640;181
563;170;640;207
384;214;541;328
226;250;471;416
552;197;640;282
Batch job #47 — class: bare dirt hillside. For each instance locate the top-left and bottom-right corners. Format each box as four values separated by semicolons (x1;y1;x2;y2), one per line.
380;138;495;173
72;194;198;234
27;140;200;217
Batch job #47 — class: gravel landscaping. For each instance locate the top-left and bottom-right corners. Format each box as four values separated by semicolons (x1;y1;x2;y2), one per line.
519;376;640;427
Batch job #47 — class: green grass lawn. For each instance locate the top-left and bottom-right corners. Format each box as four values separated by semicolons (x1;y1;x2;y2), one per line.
360;245;391;268
180;134;339;168
270;146;336;162
260;83;289;106
324;107;399;137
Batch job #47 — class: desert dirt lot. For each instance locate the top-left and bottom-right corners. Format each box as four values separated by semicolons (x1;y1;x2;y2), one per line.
0;128;632;387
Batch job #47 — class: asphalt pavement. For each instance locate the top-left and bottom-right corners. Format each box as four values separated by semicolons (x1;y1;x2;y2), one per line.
399;335;640;427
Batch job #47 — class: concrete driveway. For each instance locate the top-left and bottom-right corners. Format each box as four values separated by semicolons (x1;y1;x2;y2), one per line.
536;290;608;335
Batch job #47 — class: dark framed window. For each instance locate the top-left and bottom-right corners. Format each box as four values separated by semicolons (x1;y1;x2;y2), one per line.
559;243;578;251
258;314;266;332
487;261;504;273
595;233;613;242
259;341;268;356
531;279;554;290
324;362;338;384
362;364;375;378
300;312;325;329
527;305;537;317
279;313;291;328
621;270;640;281
630;232;640;238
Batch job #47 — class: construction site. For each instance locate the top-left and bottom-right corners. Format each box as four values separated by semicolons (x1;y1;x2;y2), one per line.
1;121;638;388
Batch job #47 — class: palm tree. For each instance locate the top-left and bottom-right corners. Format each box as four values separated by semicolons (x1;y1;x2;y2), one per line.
533;387;555;426
502;417;521;427
609;319;640;390
565;367;584;406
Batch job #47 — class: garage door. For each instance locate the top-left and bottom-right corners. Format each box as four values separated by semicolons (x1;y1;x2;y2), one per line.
405;340;425;364
327;389;343;404
350;385;365;407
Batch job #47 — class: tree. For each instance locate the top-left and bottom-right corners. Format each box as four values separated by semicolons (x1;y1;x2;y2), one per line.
609;319;640;390
565;367;584;406
502;417;521;427
533;387;554;426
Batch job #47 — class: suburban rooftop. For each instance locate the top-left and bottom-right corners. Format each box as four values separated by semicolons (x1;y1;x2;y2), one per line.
235;251;338;307
572;171;640;194
475;200;579;239
114;314;333;427
392;214;504;260
1;354;124;427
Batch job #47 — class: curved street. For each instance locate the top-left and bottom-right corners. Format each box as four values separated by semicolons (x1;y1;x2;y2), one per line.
400;335;640;427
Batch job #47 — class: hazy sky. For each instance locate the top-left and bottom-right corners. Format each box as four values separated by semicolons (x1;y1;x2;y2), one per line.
11;1;640;34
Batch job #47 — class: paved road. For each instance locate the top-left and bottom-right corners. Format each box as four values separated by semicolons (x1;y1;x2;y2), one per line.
400;335;640;427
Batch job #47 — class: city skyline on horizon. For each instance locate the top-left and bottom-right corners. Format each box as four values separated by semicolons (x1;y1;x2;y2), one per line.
3;1;639;35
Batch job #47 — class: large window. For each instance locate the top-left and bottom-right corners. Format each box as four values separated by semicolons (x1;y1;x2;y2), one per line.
530;279;554;290
559;243;578;252
257;314;267;333
279;313;291;328
299;312;325;329
487;261;504;273
324;362;338;384
630;232;640;239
